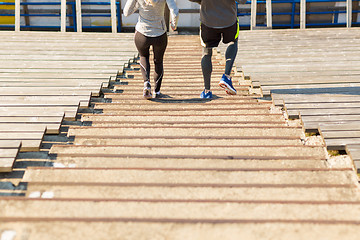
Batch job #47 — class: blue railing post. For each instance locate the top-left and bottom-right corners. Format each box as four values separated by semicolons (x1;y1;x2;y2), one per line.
291;0;296;28
116;1;121;32
71;1;77;31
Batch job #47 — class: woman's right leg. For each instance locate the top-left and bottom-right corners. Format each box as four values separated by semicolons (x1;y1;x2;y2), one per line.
151;33;168;94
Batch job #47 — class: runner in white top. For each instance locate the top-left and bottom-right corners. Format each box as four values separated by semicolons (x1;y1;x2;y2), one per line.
124;0;179;99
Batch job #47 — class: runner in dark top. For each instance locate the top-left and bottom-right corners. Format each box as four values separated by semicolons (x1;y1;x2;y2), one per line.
190;0;239;99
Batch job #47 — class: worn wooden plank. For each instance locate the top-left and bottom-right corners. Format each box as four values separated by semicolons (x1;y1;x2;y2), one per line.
324;138;360;150
321;131;360;139
0;100;80;107
0;140;21;149
0;116;63;124
0;140;21;172
0;81;103;88
0;140;21;171
287;108;360;118
261;84;360;94
3;221;360;240
0;124;46;132
0;123;60;134
272;94;360;104
285;102;360;109
303;121;360;131
0;132;44;140
268;87;360;96
0;158;18;172
253;75;360;84
0;42;137;48
0;69;119;75
320;124;360;131
0;89;96;97
0;73;113;79
318;123;360;150
0;96;90;107
0;55;132;61
0;62;127;70
0;50;137;57
0;107;77;121
22;168;354;185
0;149;20;159
347;144;360;162
294;108;360;117
0;133;44;152
301;115;360;123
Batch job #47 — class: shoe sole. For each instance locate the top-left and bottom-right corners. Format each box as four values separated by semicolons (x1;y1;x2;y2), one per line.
219;82;237;95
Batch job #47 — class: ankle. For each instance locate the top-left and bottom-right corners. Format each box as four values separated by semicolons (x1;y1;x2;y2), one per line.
204;89;211;93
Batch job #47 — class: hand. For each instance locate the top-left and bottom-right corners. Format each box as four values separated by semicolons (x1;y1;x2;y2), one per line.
144;0;153;6
170;21;177;31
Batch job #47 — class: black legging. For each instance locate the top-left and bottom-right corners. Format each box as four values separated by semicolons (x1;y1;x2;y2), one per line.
134;31;168;93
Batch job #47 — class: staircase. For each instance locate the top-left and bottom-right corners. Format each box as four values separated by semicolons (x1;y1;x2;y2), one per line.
1;34;360;239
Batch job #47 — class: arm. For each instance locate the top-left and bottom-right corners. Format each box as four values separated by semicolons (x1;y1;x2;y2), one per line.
166;0;179;30
123;0;139;17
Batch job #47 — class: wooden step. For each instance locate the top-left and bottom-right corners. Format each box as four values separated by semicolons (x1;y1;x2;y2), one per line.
82;114;286;125
103;93;259;102
87;121;287;128
49;145;326;159
93;102;271;110
0;221;359;240
0;140;21;172
3;197;360;221
73;137;300;146
0;107;77;121
50;156;326;169
22;168;355;185
25;182;360;201
67;126;303;138
99;109;271;115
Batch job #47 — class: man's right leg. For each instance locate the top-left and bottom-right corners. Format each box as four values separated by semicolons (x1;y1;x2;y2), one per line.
201;47;213;91
200;23;221;99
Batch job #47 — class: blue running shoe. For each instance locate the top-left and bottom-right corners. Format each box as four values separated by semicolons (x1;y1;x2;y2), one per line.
219;74;237;95
200;90;213;99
